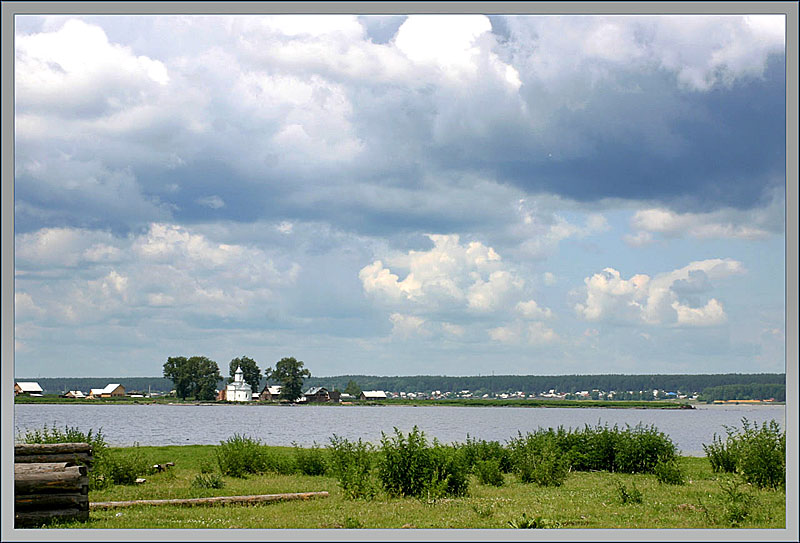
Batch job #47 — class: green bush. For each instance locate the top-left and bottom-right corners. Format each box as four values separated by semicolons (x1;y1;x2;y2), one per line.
613;424;677;474
192;472;225;489
702;418;785;490
293;442;328;476
328;435;377;500
508;430;569;487
474;458;505;486
96;446;154;486
717;475;755;526
216;434;267;478
508;513;550;529
377;427;469;498
262;448;297;475
460;435;513;473
654;457;685;485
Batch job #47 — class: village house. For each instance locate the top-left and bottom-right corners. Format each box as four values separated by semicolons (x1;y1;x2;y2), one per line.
14;382;43;396
89;384;125;398
303;386;330;403
259;384;282;402
62;390;86;399
360;390;387;400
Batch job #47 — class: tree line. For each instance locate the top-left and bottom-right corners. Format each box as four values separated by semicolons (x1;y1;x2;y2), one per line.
162;355;311;401
699;383;786;402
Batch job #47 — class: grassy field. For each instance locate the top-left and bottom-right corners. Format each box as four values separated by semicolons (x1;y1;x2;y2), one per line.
38;444;785;530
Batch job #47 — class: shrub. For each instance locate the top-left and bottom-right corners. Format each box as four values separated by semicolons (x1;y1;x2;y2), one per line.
702;418;785;490
377;427;469;498
613;424;677;474
192;472;225;489
508;430;569;487
474;458;505;486
293;442;328;476
460;435;513;473
654;457;685;485
328;435;377;500
96;446;153;486
262;448;297;475
614;479;643;505
703;430;739;473
216;434;267;478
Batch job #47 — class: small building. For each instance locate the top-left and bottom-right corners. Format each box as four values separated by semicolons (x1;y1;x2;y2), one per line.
62;390;86;399
304;387;330;403
328;390;341;403
88;384;125;398
360;390;387;400
259;384;283;402
225;366;252;402
14;382;43;396
89;388;105;398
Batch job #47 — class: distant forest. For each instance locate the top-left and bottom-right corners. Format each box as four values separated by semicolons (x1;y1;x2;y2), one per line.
21;373;785;398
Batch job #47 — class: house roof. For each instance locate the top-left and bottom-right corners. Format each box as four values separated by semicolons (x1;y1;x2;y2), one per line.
101;383;122;394
89;389;105;396
66;390;85;397
16;382;43;393
304;386;328;395
362;390;387;398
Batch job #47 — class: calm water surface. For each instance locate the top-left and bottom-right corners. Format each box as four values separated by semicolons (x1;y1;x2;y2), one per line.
14;403;784;456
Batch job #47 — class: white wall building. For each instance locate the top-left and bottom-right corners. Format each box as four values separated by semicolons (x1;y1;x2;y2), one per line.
226;366;252;402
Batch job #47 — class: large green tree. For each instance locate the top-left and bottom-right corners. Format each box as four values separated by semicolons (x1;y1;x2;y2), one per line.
344;379;362;397
267;357;311;402
228;356;262;392
163;356;222;401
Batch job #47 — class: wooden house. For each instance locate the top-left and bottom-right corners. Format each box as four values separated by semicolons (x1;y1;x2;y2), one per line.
303;387;330;403
14;382;43;396
360;390;387;400
259;385;282;402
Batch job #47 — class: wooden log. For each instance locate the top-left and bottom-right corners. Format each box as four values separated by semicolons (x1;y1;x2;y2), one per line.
15;507;89;527
14;453;92;466
90;491;330;510
15;443;92;456
14;462;76;473
15;467;88;495
15;493;89;511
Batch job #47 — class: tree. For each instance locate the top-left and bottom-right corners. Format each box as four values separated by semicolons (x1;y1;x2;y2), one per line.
267;357;311;402
344;379;362;398
228;356;262;392
163;355;222;401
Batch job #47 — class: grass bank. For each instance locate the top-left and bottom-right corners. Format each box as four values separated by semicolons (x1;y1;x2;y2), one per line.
34;443;783;530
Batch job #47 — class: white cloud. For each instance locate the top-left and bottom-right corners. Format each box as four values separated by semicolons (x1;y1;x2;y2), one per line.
575;258;744;327
389;313;430;339
196;195;225;209
489;320;557;344
516;299;552;319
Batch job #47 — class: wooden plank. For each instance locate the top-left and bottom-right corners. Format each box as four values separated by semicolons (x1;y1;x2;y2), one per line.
15;493;89;511
15;469;88;495
90;491;329;510
15;507;89;527
15;443;92;455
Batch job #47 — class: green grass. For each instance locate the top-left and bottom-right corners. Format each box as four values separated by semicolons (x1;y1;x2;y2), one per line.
33;445;785;530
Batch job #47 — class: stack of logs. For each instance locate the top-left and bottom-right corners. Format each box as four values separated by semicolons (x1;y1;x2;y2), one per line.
14;443;92;527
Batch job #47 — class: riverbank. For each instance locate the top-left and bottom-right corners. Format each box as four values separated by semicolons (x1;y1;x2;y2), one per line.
15;395;706;409
37;443;784;530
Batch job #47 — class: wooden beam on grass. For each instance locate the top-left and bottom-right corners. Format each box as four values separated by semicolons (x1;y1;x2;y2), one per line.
90;491;330;510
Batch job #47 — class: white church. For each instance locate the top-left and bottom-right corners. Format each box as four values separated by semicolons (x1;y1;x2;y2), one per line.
224;366;252;402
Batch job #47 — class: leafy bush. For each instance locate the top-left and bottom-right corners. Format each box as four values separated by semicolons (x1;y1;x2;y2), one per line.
192;472;225;489
216;434;267;478
613;424;678;474
293;442;328;476
96;446;154;486
460;435;513;473
262;448;297;475
654;457;685;485
328;435;377;500
702;419;785;490
377;427;469;498
474;458;505;486
507;430;569;487
614;480;643;505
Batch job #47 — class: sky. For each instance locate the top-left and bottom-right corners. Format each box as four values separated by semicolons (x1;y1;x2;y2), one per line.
13;14;787;378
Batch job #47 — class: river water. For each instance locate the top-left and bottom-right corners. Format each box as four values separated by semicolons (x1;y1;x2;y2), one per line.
13;403;784;456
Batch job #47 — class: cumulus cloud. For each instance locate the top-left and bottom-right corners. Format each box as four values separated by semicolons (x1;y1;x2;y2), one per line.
14;223;301;326
489;320;557;345
575;259;745;326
